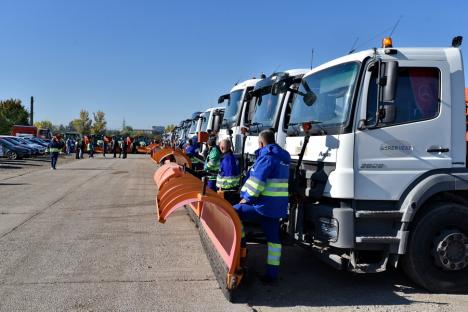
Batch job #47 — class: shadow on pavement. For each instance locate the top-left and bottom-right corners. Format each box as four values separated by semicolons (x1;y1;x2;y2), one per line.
230;244;448;308
24;158;50;162
59;168;114;171
0;183;30;186
0;165;22;169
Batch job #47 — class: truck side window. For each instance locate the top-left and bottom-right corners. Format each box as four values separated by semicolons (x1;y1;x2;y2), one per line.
366;67;440;126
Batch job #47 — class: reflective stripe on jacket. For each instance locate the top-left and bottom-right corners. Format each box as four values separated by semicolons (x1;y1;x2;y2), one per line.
240;143;291;218
48;140;63;153
216;151;240;190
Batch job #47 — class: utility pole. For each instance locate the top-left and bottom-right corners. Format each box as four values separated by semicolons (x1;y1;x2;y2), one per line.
30;96;34;126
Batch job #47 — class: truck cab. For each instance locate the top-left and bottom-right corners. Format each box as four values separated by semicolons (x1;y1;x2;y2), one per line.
187;111;204;141
197;106;225;156
243;69;308;166
284;41;468;293
218;78;262;156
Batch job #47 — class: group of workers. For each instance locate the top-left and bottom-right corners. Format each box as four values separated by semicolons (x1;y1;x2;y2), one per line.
184;129;291;283
48;135;132;170
74;136;130;159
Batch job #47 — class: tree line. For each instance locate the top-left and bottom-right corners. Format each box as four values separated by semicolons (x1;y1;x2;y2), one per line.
0;98;152;137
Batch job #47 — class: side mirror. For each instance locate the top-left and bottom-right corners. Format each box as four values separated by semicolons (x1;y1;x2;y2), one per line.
380;104;396;124
381;61;398;103
244;91;253;101
303;91;317;106
218;94;230;104
272;80;288;96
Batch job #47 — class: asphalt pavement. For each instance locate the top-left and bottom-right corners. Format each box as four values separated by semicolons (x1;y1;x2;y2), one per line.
0;155;467;312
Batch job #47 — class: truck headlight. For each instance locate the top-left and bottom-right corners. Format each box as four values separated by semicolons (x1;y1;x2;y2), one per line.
319;217;339;242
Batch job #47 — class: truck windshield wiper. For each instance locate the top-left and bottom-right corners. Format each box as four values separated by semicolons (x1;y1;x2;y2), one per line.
289;121;327;135
250;122;263;133
312;122;327;135
288;123;301;136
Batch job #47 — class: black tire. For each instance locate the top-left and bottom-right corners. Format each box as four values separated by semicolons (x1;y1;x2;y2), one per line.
401;201;468;293
7;151;18;160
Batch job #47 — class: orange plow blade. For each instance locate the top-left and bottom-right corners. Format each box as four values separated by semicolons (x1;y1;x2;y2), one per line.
154;164;244;301
151;147;192;168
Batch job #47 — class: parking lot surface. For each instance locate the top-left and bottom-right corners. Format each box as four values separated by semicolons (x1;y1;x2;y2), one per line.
0;155;467;311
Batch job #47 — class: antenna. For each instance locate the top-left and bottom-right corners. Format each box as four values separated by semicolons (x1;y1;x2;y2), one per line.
389;15;403;37
272;64;281;75
310;49;314;69
352;16;403;52
348;37;359;54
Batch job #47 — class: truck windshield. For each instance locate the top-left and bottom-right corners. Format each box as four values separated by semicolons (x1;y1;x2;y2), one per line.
251;89;279;133
189;119;198;133
289;62;359;132
200;111;211;132
222;90;243;129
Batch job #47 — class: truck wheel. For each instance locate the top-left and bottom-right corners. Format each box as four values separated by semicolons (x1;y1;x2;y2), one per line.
7;151;18;160
402;201;468;293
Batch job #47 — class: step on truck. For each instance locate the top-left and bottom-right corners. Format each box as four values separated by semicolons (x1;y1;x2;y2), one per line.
283;37;468;293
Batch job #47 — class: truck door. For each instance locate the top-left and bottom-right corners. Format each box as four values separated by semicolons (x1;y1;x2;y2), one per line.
354;60;451;200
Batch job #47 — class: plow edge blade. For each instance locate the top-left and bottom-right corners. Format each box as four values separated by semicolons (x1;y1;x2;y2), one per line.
151;147;192;168
154;167;243;301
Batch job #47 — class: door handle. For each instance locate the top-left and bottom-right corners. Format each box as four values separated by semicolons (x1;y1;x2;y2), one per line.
427;147;449;153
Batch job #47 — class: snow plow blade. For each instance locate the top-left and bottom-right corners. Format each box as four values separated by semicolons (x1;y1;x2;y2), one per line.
151;147;192;168
154;164;244;301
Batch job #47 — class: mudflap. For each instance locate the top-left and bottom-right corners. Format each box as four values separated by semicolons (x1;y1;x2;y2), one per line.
151;147;192;168
154;164;244;301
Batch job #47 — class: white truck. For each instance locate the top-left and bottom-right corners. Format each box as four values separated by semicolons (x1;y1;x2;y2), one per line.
217;78;263;155
197;106;225;157
199;106;225;135
280;38;468;293
187;111;204;141
243;69;309;164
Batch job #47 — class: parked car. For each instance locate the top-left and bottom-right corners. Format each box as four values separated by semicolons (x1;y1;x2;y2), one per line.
24;137;49;148
15;137;47;154
0;136;40;155
0;138;31;160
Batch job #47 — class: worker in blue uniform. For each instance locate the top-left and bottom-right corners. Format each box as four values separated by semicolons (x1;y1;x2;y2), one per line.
233;129;290;283
48;135;64;170
184;138;198;157
216;139;240;204
185;138;204;170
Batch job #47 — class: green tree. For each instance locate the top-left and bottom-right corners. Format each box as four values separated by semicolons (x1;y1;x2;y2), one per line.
165;124;176;133
71;110;92;135
66;121;77;132
55;124;66;134
0;99;29;134
121;125;133;136
91;110;107;134
34;120;53;130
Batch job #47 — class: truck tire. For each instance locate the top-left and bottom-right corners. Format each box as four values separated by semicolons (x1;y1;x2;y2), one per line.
401;201;468;293
7;151;18;160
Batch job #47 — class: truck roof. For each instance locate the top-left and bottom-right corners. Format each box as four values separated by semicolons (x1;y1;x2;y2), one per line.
303;47;463;79
230;78;262;93
203;106;224;113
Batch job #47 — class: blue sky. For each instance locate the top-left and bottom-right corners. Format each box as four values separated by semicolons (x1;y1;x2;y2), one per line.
0;0;466;129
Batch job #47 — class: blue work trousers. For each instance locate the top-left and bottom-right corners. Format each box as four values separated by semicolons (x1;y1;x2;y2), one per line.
233;203;282;279
50;152;59;169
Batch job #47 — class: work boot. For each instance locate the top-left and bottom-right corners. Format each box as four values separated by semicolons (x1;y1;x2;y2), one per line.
256;273;278;285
